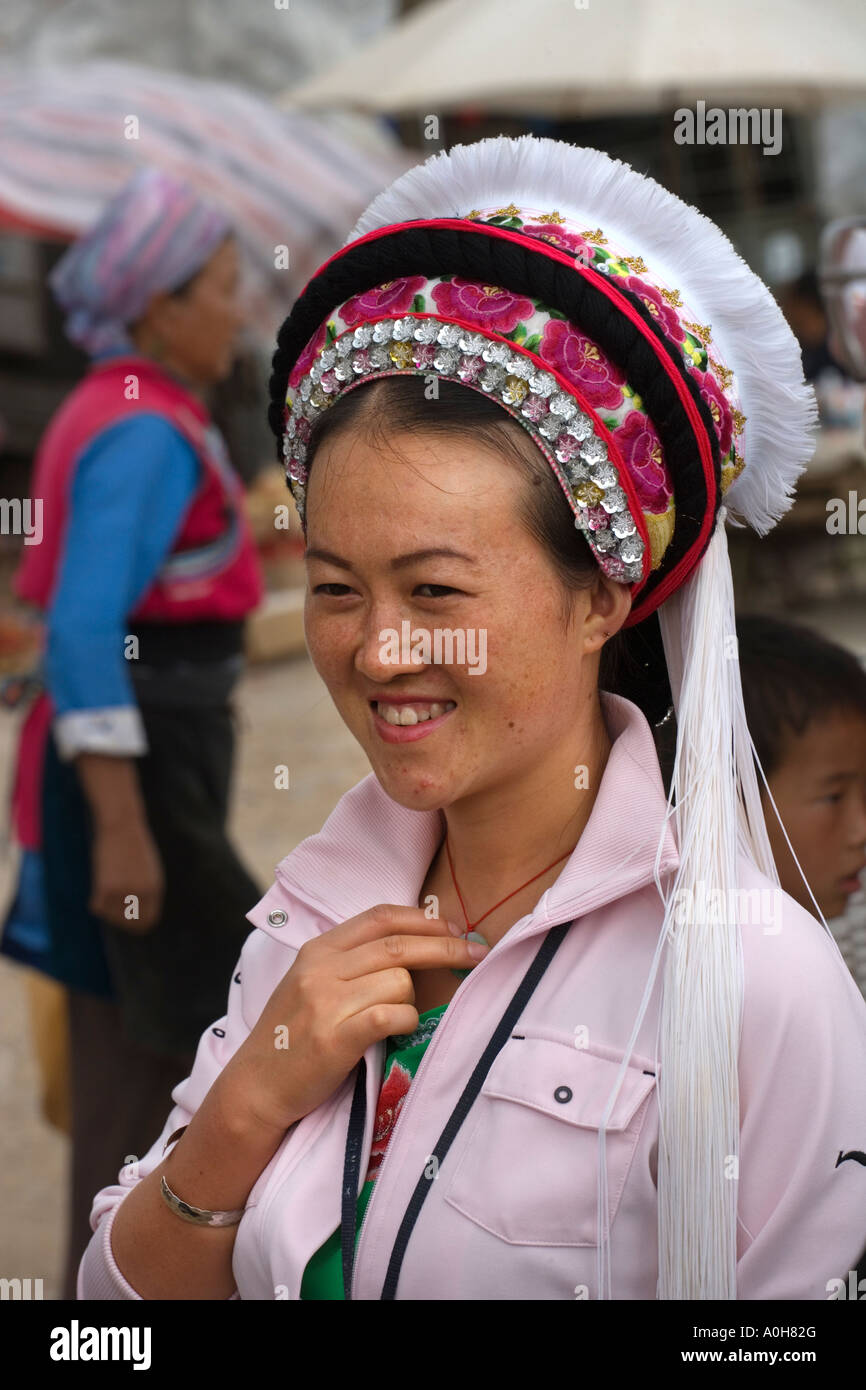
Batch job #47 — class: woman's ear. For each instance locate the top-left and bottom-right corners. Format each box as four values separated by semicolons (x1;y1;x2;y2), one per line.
582;571;633;655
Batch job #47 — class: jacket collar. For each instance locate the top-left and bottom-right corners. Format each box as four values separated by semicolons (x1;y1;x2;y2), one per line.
275;692;679;936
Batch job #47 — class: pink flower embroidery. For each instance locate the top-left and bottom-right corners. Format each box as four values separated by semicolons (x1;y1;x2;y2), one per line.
340;276;427;328
693;369;734;457
288;322;329;390
621;276;685;344
614;411;671;514
521;224;597;268
540;320;626;410
431;278;534;334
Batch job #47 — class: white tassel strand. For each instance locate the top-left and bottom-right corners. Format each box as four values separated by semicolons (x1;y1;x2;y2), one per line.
655;509;746;1299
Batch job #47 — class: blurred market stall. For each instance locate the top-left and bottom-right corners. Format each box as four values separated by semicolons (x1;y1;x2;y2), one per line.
282;0;866;118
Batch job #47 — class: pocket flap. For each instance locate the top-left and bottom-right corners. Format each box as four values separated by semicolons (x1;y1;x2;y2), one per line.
482;1037;656;1132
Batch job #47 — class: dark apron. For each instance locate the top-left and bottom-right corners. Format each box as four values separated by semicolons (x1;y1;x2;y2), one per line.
32;621;262;1059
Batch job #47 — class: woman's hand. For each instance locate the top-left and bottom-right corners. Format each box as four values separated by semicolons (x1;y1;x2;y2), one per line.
89;818;165;932
224;904;489;1134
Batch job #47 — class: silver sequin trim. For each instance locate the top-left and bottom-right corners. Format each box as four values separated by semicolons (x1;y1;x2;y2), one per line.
283;316;647;581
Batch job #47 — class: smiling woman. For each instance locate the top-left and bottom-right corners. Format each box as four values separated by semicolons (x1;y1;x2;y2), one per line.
78;136;866;1304
299;377;627;837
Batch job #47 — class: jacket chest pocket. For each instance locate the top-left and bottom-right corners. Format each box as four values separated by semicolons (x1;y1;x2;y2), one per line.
443;1035;656;1247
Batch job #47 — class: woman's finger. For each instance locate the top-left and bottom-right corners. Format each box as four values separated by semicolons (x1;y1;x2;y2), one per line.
337;931;486;981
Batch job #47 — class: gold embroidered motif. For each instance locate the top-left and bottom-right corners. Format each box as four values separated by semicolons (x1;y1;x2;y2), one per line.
684;320;712;343
494;203;522;219
721;452;746;491
660;288;683;307
466;210;483;220
535;210;566;224
644;501;676;570
732;408;747;434
582;228;608;245
709;358;734;390
623;256;648;273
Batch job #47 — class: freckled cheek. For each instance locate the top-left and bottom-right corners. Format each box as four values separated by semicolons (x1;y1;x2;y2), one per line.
305;615;358;686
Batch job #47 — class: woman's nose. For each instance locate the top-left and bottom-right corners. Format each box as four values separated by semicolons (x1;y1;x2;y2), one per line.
354;607;426;683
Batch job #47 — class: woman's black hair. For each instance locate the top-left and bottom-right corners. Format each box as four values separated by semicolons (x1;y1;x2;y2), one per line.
737;614;866;777
298;373;673;726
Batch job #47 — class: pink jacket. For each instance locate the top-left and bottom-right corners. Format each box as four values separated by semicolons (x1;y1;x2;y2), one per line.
79;693;866;1300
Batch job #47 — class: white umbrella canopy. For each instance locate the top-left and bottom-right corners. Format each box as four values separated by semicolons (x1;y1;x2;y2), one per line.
0;60;411;343
281;0;866;117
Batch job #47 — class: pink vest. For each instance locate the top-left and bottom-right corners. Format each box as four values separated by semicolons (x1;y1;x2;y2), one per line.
10;355;265;849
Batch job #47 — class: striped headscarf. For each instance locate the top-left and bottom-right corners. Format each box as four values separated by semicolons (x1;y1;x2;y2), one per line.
49;167;233;358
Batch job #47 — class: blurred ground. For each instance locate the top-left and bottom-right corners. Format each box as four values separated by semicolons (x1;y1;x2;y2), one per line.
0;653;370;1299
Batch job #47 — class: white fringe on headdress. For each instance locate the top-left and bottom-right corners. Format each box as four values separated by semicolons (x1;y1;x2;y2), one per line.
349;136;819;1300
351;134;818;535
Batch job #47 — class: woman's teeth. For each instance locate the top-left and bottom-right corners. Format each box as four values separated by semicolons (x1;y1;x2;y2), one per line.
376;700;456;726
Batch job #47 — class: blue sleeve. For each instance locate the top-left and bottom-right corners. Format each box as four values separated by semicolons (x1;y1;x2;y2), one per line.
45;414;201;718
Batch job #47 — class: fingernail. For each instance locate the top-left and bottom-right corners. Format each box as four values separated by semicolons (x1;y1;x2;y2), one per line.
467;939;490;960
447;920;466;936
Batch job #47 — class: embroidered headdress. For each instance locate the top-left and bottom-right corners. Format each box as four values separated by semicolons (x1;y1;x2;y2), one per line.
267;137;820;1299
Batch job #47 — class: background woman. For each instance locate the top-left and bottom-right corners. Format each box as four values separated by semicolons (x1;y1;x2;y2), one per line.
1;167;264;1296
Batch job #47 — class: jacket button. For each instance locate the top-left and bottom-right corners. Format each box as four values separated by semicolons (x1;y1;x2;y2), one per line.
554;1085;573;1104
268;909;288;926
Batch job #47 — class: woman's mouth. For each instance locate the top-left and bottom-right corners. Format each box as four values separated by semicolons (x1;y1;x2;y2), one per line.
370;699;457;743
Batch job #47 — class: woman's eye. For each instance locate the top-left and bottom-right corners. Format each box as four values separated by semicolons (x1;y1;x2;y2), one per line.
415;584;458;597
312;582;458;598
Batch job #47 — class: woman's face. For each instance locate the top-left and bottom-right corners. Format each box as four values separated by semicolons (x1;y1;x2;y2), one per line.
303;424;628;814
137;236;244;385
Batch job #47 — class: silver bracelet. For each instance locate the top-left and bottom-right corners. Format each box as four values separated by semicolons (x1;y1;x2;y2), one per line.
159;1128;244;1227
160;1174;245;1228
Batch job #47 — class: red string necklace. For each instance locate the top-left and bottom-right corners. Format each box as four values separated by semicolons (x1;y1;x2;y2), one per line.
445;835;574;932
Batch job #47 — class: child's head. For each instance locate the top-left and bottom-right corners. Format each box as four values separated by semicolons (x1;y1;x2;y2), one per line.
737;615;866;920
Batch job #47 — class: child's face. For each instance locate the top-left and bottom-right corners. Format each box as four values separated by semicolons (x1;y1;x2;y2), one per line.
762;708;866;920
